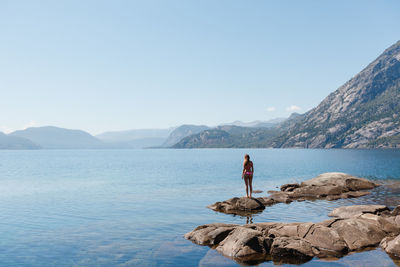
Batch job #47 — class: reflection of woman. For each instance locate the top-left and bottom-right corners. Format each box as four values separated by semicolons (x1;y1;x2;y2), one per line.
242;154;254;198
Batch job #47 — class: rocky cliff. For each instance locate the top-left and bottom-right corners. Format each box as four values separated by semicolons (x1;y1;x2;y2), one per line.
273;41;400;148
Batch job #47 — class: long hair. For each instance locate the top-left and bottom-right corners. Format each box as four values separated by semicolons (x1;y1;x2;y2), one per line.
243;154;250;166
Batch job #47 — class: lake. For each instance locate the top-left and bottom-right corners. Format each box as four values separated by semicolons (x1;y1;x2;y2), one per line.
1;149;400;266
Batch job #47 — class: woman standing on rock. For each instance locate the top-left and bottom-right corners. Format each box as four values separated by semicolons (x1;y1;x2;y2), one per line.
242;154;254;198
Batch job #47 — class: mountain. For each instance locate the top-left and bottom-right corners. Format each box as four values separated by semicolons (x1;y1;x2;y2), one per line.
96;128;175;142
162;125;210;147
171;41;400;149
272;40;400;148
96;128;175;148
220;118;286;128
10;126;105;149
0;132;40;149
172;125;279;148
103;137;167;149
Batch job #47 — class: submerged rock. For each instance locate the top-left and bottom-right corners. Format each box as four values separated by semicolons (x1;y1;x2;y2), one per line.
185;204;400;265
208;172;378;215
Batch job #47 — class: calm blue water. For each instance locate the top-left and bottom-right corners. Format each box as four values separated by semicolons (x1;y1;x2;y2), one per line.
1;149;400;266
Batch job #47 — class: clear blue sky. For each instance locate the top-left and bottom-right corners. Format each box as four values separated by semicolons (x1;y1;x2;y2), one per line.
1;0;399;134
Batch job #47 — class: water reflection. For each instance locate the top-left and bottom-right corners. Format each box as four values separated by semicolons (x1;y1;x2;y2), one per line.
246;216;253;224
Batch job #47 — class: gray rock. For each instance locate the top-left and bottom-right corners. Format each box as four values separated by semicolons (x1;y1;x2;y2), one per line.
207;197;265;216
302;225;348;257
270;236;314;260
216;227;268;258
300;172;377;190
329;205;389;218
330;217;387;250
381;235;400;256
184;223;238;246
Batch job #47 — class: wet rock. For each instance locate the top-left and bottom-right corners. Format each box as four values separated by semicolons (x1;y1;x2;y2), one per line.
268;192;293;203
330;217;387;250
216;227;268;258
184;223;238;246
329;205;389;218
208;172;378;215
270;236;314;260
300;172;377;190
185;205;400;264
302;225;348;257
391;206;400;216
207;197;265;215
280;183;300;192
381;235;400;256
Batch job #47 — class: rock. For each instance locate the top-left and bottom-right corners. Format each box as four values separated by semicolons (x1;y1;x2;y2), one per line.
301;172;377;190
302;224;348;257
208;173;378;215
270;236;314;260
207;197;266;215
268;192;293;203
329;205;389;218
330;217;387;250
185;205;400;264
391;206;400;216
340;191;371;198
280;183;300;192
381;234;400;256
216;227;268;258
184;223;238;246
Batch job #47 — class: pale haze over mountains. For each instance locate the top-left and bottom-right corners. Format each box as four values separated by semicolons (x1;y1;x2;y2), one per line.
0;119;285;149
1;41;399;149
175;41;400;149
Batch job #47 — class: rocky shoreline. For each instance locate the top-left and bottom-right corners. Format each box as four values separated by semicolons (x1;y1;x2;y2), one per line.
185;173;400;265
186;204;400;265
207;172;378;216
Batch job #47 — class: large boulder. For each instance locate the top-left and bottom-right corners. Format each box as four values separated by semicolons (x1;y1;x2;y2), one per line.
300;172;377;190
270;236;314;261
330;216;387;250
184;223;238;246
216;227;268;258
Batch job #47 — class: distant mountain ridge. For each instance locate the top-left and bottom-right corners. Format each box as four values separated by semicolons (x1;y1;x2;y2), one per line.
10;126;105;149
162;125;210;147
0;132;40;149
173;41;400;148
96;128;175;142
173;125;279;148
220;118;285;128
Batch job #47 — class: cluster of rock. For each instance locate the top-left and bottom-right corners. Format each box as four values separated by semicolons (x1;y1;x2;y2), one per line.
208;173;378;215
185;205;400;264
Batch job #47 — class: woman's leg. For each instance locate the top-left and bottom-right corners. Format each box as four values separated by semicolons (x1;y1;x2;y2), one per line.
249;176;253;198
244;176;249;197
